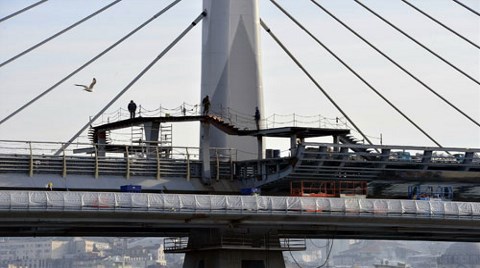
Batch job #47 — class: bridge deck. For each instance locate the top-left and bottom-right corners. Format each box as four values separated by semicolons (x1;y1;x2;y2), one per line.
0;191;479;241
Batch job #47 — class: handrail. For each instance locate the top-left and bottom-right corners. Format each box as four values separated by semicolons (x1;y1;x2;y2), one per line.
0;140;236;161
303;142;480;153
0;140;478;182
92;104;353;133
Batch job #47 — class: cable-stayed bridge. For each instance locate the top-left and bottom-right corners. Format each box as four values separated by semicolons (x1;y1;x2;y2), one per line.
0;1;479;267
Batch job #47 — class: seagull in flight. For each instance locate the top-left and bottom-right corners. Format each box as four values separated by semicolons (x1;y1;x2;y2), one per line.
75;78;96;92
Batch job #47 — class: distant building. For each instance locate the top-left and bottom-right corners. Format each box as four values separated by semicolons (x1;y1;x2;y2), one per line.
437;243;480;268
407;254;439;268
127;238;167;267
71;237;111;257
332;240;419;267
374;259;411;268
0;238;69;268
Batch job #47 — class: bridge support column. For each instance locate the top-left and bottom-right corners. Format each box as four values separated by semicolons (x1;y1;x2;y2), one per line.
96;131;107;157
290;134;297;156
201;122;211;184
180;229;292;268
257;135;264;161
144;121;160;156
333;135;339;152
257;135;266;180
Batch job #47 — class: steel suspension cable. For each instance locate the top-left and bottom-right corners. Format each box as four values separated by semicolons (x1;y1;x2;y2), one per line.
315;239;334;268
260;19;375;146
354;0;480;86
310;0;479;128
400;0;479;49
0;0;48;23
54;11;207;155
0;0;182;127
452;0;480;17
309;239;329;249
272;0;446;147
0;0;122;68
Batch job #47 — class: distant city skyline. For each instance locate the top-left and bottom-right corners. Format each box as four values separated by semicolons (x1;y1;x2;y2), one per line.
1;237;478;268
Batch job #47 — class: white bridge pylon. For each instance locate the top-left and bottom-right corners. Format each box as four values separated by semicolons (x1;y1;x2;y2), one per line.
201;0;264;160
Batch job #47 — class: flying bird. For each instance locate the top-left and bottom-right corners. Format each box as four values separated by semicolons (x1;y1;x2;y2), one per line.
75;78;96;92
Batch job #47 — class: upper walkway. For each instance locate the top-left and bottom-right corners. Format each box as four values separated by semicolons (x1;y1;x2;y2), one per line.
0;108;479;202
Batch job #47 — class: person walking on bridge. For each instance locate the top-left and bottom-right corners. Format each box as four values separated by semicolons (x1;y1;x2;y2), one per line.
128;100;137;119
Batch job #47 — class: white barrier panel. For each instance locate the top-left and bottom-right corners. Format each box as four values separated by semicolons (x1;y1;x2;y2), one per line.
0;191;479;218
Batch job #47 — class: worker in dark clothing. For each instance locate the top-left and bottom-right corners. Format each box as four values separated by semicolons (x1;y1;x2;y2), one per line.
128;100;137;119
254;106;260;130
202;95;210;115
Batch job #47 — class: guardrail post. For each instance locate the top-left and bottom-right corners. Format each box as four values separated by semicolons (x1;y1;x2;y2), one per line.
62;146;67;178
156;146;161;180
216;149;220;181
94;145;99;179
186;148;191;181
230;148;234;181
28;142;33;177
126;146;130;179
201;122;211;184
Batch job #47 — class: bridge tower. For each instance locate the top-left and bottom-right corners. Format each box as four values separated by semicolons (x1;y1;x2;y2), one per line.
187;1;288;267
200;0;264;161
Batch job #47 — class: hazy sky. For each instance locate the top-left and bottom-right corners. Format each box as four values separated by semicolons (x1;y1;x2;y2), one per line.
0;0;478;153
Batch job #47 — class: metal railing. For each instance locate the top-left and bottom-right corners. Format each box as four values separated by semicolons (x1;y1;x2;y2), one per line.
93;104;352;132
163;235;306;252
0;140;236;180
236;142;480;186
1;140;479;182
164;237;189;252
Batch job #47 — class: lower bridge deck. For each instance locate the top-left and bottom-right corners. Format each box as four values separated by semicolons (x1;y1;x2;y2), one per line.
0;191;479;241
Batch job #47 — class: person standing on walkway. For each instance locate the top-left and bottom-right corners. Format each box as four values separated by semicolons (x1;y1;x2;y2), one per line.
202;95;210;115
128;100;137;119
254;106;261;130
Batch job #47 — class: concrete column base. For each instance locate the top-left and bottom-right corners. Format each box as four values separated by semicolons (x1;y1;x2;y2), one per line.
177;229;294;268
183;249;286;268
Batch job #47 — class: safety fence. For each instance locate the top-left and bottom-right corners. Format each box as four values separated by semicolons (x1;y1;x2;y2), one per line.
93;104;352;131
163;235;307;252
1;191;479;218
1;140;479;182
0;140;236;180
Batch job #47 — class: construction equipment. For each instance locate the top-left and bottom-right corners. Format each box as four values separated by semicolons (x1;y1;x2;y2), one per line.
408;185;453;201
290;180;367;198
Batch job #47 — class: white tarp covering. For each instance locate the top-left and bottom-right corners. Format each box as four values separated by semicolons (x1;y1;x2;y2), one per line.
0;191;479;218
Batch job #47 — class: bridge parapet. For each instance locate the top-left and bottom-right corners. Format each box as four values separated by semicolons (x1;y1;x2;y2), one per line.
241;142;480;189
1;191;479;218
1;140;479;195
301;142;480;164
0;191;479;241
0;140;236;180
